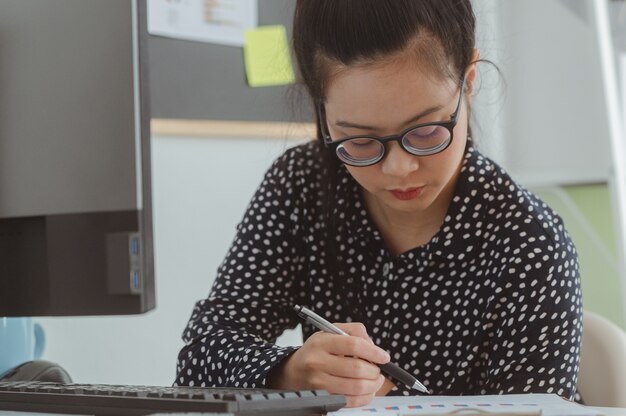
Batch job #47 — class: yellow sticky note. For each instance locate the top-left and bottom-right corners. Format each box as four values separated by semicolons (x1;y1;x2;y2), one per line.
244;25;295;87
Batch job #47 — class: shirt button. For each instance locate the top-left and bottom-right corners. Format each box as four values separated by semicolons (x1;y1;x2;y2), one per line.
382;263;391;276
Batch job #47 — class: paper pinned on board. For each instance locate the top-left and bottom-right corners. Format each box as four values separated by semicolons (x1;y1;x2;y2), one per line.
328;394;602;416
147;0;257;47
243;25;295;87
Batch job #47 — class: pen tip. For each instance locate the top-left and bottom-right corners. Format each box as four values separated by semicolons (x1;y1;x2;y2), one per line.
412;381;430;394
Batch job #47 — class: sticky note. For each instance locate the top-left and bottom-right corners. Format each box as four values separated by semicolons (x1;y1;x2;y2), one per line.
243;25;295;87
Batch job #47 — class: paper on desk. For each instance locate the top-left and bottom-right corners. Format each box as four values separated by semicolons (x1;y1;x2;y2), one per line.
328;394;602;416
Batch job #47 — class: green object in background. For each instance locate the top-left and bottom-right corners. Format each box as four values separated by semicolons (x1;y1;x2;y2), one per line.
243;25;295;87
534;184;625;328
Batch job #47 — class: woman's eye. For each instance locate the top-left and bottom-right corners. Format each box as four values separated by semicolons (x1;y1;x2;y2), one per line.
349;139;375;146
413;126;438;137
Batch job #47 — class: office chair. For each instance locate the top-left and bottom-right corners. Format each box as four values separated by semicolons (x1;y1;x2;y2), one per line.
578;310;626;407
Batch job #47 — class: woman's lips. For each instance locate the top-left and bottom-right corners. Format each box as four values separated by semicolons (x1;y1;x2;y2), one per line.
389;187;424;201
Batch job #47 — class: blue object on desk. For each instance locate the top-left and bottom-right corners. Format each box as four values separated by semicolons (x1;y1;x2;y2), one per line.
0;318;45;377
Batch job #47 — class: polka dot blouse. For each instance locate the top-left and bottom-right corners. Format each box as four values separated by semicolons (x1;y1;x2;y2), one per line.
176;140;582;399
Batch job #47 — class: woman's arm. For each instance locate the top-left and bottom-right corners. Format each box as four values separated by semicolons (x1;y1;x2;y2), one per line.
484;227;582;399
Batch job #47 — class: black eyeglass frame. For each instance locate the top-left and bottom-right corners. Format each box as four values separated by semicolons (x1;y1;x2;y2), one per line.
317;74;467;167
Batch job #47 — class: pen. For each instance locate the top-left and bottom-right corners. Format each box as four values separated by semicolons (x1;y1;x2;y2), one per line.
293;304;430;394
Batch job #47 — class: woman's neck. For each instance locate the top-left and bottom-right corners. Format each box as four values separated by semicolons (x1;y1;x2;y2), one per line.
363;173;459;257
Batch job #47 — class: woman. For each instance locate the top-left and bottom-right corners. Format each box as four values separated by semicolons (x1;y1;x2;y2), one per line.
175;0;582;407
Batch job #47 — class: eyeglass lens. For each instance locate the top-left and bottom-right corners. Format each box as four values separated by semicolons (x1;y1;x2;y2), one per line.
335;125;452;166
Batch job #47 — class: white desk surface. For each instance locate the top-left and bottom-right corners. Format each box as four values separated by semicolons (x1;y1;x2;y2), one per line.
1;409;624;416
595;408;626;416
0;406;625;416
0;412;621;415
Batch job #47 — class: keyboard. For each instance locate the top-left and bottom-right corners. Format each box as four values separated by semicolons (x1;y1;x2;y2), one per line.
0;381;346;415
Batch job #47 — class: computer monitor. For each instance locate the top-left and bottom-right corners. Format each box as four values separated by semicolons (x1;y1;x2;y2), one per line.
0;0;155;316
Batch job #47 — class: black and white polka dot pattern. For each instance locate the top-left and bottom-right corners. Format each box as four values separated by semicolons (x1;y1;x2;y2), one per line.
175;141;582;399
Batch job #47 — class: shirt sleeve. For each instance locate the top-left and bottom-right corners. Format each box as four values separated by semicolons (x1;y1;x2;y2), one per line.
483;221;583;399
175;149;311;388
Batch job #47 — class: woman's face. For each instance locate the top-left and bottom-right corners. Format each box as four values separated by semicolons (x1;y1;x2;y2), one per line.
324;57;476;218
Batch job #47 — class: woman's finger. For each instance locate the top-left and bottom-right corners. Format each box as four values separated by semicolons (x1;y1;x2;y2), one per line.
322;354;381;380
314;373;385;397
321;333;390;364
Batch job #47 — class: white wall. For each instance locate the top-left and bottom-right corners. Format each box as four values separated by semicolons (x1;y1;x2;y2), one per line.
463;0;614;187
470;0;507;165
496;0;612;187
37;136;305;385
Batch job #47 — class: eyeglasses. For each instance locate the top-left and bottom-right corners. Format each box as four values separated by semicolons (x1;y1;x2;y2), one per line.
317;75;466;167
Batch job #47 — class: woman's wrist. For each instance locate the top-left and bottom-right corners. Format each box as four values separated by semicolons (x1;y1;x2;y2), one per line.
265;351;296;389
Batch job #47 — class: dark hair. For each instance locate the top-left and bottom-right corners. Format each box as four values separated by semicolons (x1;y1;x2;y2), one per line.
293;0;476;102
291;0;477;321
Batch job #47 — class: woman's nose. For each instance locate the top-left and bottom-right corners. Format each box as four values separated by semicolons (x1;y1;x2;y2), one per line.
380;142;419;177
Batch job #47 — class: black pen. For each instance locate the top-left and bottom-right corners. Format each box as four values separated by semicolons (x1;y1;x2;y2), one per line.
293;304;429;394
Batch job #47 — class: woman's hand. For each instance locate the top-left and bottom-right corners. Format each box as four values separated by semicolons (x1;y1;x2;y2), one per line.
267;322;392;407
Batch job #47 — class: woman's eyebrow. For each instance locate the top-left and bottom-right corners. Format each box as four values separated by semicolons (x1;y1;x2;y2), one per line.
334;104;445;131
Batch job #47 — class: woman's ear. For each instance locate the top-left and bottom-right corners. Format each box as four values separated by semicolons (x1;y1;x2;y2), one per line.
465;48;481;95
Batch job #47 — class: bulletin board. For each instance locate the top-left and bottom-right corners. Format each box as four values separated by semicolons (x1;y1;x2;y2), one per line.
147;0;314;124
